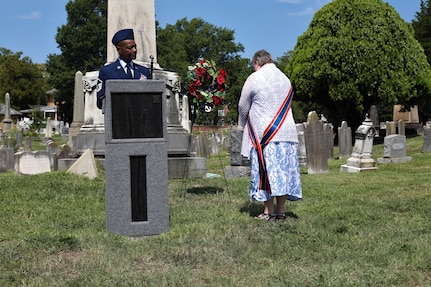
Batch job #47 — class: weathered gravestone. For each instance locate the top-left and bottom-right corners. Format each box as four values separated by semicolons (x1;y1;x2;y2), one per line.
369;105;380;137
224;128;251;179
305;111;328;174
0;149;8;172
398;119;405;136
422;127;431;152
104;79;169;237
324;123;334;160
14;151;51;175
67;148;98;179
340;117;377;172
386;121;397;136
377;134;412;164
296;123;307;167
338;121;352;159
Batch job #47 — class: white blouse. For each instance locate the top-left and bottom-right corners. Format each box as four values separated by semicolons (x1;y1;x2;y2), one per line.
238;63;298;158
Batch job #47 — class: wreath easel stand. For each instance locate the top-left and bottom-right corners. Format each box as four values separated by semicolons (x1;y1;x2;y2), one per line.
180;103;230;199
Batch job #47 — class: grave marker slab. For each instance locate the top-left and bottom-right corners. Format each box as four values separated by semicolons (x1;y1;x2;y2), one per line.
14;151;51;175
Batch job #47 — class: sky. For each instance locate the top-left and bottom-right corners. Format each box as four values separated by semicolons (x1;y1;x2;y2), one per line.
0;0;423;64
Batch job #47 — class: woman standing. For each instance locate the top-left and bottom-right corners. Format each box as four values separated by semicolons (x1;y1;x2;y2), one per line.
238;50;302;221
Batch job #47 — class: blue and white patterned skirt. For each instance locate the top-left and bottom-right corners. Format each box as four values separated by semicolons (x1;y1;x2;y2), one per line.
249;142;302;202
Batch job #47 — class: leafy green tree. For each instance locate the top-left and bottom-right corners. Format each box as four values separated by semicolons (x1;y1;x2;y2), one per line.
286;0;431;129
156;18;248;124
0;49;47;110
46;0;107;123
412;0;431;65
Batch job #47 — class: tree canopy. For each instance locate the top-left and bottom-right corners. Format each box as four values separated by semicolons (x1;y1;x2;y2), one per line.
286;0;431;128
412;0;431;65
0;48;48;110
46;0;107;123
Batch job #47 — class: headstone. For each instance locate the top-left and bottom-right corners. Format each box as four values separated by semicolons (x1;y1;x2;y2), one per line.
15;129;23;149
181;95;191;133
209;133;219;154
230;129;244;166
296;123;307;167
377;134;412;164
55;144;72;171
25;136;32;151
222;135;231;152
398;119;405;136
0;149;8;172
341;117;378;172
46;141;59;168
369;105;379;136
338;121;352;159
3;147;14;170
2;93;12;131
45;117;52;138
223;128;250;178
386;121;396;136
305;111;328;174
104;79;169;237
423;127;431;152
14;151;51;175
66;148;98;179
200;132;210;158
324;123;334;160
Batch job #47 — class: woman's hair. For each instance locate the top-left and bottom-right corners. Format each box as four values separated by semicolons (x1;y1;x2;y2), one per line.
252;49;273;67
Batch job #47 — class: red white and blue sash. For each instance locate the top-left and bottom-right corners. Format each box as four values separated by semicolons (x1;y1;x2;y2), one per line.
247;86;294;192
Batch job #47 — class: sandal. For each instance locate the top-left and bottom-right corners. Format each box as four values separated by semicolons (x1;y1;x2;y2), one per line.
256;213;271;220
275;213;286;221
256;213;277;222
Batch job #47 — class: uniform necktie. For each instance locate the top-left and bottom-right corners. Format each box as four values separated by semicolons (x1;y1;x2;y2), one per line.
126;63;133;78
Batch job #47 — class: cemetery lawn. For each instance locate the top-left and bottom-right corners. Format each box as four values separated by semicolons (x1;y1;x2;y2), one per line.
1;134;431;286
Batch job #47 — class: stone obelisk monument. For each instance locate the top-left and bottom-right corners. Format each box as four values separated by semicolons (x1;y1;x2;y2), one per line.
107;0;157;66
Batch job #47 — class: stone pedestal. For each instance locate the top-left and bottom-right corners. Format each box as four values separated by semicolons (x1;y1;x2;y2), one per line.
341;117;378;173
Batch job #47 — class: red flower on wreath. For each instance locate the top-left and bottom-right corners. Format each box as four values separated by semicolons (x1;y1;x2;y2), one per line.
186;58;227;107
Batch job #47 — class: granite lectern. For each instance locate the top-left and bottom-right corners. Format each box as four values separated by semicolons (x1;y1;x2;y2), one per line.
104;80;169;237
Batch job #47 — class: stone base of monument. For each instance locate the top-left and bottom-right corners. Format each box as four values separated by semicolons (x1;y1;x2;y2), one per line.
224;166;251;179
167;127;190;156
340;156;378;172
377;156;412;164
168;157;206;179
72;125;105;157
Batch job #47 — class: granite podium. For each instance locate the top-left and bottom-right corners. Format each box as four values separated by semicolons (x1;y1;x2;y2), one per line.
104;79;169;237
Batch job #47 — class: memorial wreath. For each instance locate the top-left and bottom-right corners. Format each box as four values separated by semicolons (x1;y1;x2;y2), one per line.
186;58;227;112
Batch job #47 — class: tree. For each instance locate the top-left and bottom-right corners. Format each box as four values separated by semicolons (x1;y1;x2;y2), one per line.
0;48;47;110
46;0;107;123
156;18;248;124
412;0;431;65
286;0;431;129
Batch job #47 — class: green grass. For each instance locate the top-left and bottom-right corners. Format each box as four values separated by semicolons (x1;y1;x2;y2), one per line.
1;134;431;286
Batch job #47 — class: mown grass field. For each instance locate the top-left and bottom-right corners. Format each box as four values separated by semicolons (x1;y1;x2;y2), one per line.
1;133;430;286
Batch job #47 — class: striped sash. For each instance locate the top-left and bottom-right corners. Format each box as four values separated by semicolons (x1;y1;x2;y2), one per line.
247;86;294;191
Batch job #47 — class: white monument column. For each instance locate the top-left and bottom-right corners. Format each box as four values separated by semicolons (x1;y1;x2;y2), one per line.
107;0;157;65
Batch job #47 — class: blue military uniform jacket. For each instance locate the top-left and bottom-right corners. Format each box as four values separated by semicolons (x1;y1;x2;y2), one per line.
96;59;151;109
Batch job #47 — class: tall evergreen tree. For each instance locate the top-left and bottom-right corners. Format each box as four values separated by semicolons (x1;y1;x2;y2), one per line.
286;0;431;129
